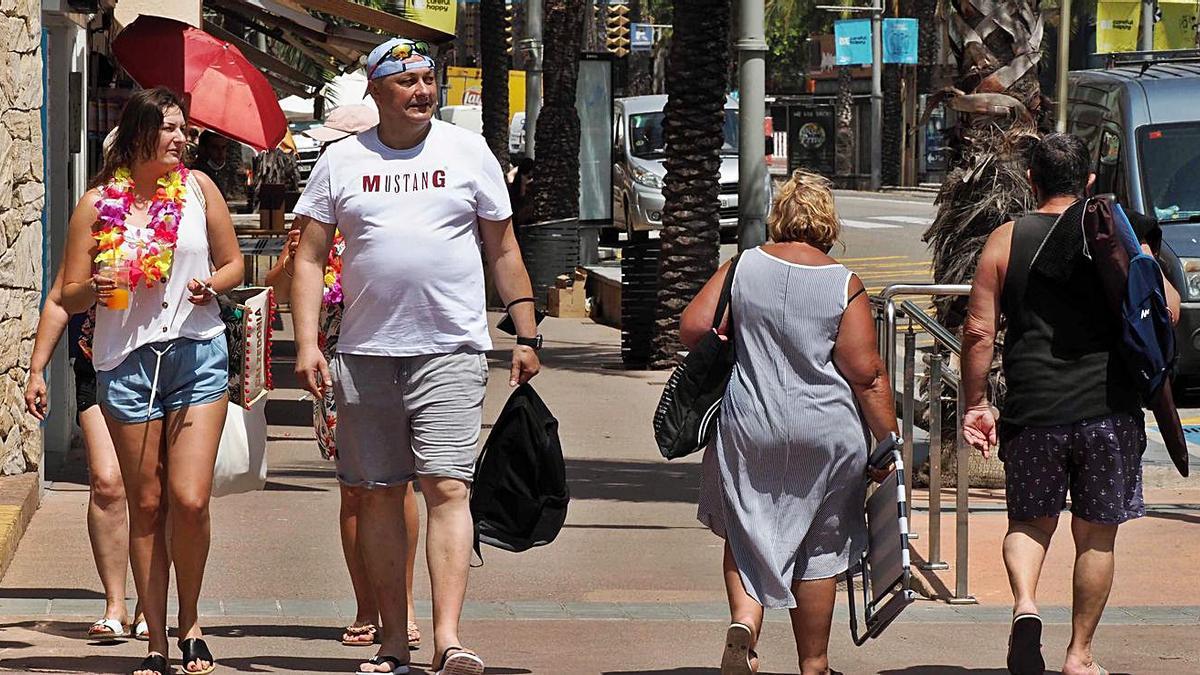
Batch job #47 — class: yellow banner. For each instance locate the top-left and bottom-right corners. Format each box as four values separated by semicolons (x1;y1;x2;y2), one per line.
404;0;458;36
1155;0;1200;50
1097;1;1141;53
446;66;527;120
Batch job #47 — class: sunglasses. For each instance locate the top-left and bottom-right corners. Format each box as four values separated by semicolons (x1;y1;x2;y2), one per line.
369;40;432;78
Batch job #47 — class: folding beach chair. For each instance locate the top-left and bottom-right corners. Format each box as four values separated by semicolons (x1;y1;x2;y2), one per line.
846;432;915;645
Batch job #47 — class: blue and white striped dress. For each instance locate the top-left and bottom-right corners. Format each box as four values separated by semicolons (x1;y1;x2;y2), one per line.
697;247;870;609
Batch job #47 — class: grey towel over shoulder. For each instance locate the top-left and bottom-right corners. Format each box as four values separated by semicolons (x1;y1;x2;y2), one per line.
697;247;870;609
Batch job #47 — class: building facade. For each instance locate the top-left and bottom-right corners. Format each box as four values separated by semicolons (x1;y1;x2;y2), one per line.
0;0;46;475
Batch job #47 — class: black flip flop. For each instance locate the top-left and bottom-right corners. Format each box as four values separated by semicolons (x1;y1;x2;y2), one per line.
131;653;168;675
179;637;216;675
356;654;410;674
1007;613;1045;675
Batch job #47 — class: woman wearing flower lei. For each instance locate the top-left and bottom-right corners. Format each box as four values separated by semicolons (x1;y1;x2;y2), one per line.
60;88;243;675
268;224;423;652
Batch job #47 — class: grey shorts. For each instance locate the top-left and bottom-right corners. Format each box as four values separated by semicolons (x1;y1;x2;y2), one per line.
333;350;489;487
1000;412;1146;525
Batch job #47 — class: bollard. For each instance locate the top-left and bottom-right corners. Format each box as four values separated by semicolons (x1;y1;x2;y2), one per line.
949;385;977;604
920;352;948;571
902;321;916;513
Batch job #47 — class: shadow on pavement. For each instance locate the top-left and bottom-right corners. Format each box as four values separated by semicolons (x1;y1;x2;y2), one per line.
0;587;103;599
487;342;631;377
204;623;337;641
0;655;144;673
878;669;1017;674
604;670;790;675
565;457;700;503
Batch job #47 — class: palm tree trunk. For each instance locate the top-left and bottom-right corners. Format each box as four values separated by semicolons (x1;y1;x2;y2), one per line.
529;0;587;223
835;66;855;177
649;0;729;369
480;0;510;171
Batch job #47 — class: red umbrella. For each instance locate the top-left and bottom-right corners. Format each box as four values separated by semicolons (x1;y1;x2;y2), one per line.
112;15;287;152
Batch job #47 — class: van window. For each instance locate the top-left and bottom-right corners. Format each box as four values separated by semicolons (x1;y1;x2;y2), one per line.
1138;123;1200;222
627;109;741;159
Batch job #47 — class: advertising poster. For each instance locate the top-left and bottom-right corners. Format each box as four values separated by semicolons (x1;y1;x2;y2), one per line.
402;0;458;37
446;66;527;119
786;104;836;176
1156;0;1200;50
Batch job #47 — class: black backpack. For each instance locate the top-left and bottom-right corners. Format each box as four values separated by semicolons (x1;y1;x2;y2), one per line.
470;384;569;555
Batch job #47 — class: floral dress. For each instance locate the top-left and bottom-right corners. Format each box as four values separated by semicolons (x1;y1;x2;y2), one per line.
314;232;345;460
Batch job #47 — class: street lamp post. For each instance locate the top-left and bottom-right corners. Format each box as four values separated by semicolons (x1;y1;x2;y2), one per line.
1141;0;1156;51
524;0;544;159
1057;0;1071;133
737;0;769;250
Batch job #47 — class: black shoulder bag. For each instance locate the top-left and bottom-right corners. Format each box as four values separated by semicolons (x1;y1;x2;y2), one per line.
652;254;741;460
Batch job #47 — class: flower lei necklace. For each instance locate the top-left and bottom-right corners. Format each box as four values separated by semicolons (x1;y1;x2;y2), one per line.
94;165;189;288
323;230;345;306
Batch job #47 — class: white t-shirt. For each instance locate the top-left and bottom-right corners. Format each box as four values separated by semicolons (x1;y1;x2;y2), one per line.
293;121;512;357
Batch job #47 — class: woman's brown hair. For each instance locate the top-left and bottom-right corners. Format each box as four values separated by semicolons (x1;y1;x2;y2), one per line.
766;169;841;251
88;87;188;189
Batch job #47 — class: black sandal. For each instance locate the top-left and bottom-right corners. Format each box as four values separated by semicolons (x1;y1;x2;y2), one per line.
1007;613;1045;675
356;654;410;674
131;653;168;675
178;637;216;675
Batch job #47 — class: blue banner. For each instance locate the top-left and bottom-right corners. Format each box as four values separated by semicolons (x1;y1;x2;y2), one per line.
883;18;919;64
834;19;873;66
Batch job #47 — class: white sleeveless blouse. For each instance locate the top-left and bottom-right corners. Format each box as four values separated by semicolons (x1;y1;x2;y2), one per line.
91;173;225;372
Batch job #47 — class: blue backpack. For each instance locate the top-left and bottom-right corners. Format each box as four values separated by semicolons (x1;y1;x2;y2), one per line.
1084;198;1176;400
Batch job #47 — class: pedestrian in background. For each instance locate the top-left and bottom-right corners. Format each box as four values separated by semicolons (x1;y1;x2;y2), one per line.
24;270;148;641
682;170;898;675
290;37;541;675
59;87;244;675
961;133;1180;675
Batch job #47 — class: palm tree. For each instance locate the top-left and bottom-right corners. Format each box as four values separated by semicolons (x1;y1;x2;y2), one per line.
528;0;587;223
923;0;1050;329
649;0;731;368
480;0;510;170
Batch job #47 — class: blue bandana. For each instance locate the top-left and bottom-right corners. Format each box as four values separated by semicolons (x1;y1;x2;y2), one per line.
366;38;436;80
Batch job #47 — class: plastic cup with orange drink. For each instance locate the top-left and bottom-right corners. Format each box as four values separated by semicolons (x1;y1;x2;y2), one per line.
99;260;131;310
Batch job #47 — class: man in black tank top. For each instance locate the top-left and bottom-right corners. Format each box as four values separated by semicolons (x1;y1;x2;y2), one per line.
960;134;1180;675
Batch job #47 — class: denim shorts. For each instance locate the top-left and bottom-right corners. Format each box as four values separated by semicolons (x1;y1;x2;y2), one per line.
98;336;229;423
1000;412;1146;525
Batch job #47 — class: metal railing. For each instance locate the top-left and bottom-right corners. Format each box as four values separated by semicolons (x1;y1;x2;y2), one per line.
872;283;977;605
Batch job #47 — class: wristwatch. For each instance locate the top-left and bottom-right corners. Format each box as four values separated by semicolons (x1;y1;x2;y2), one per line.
516;334;543;351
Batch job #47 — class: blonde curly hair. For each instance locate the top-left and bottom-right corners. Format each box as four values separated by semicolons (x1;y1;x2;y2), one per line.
767;169;841;251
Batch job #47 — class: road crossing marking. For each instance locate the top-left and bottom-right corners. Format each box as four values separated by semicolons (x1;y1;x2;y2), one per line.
843;218;902;229
870;215;932;226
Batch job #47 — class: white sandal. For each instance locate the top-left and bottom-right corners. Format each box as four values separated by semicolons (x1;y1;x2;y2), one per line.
87;618;129;639
133;618;150;640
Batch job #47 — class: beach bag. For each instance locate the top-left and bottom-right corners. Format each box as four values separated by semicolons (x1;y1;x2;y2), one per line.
212;397;268;497
219;287;274;409
471;384;569;556
652;254;741;460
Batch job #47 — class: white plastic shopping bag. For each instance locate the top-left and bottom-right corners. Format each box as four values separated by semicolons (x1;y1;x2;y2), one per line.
212;398;268;497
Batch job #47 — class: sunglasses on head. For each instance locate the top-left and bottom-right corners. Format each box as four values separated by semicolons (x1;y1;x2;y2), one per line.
369;40;432;77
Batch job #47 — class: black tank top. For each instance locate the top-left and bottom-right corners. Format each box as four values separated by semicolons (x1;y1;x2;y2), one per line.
1000;212;1141;427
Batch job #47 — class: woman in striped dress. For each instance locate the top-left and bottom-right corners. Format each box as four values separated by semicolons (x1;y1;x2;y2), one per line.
682;170;899;675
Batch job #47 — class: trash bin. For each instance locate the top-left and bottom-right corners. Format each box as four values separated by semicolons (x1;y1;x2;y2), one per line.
520;217;581;310
621;238;659;369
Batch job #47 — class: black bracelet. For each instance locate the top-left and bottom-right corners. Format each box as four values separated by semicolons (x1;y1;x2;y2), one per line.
505;297;535;311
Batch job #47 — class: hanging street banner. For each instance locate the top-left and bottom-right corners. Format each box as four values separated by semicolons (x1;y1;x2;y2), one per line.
1097;1;1141;52
834;19;873;66
401;0;458;36
883;18;919;64
1156;0;1200;51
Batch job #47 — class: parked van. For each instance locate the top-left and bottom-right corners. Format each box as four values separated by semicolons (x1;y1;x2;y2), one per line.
613;95;745;239
1067;52;1200;386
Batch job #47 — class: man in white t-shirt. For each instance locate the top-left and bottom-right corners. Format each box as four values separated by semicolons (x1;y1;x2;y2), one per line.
291;37;541;675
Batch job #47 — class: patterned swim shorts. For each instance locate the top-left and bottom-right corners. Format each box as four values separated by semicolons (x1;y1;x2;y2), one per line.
999;412;1146;525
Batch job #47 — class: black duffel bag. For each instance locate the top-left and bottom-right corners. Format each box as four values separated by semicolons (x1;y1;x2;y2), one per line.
652;254;741;460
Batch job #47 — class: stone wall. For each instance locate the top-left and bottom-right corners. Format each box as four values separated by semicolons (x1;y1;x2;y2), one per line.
0;0;45;475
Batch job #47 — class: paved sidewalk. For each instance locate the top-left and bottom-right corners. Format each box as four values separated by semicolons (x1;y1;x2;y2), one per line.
2;314;1199;674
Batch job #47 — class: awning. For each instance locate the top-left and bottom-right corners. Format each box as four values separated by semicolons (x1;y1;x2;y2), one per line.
289;0;454;44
